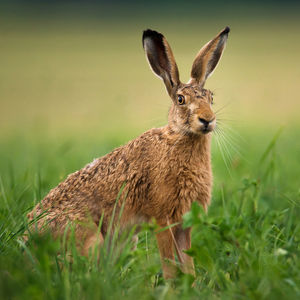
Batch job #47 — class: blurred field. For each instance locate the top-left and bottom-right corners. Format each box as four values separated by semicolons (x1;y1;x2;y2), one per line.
0;2;300;299
1;4;300;137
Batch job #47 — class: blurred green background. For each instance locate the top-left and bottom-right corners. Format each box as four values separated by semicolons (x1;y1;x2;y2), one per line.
1;0;300;137
0;1;300;299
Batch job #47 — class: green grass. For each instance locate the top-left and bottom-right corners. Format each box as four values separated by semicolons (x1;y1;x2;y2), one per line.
0;126;299;300
0;6;300;300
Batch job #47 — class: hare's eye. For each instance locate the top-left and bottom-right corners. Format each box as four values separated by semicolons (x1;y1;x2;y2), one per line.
177;95;185;105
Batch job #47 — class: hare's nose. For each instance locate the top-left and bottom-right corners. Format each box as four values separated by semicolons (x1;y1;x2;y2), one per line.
198;118;215;127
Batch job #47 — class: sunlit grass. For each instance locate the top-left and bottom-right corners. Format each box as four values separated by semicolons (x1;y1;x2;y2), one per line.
1;13;300;137
0;126;299;299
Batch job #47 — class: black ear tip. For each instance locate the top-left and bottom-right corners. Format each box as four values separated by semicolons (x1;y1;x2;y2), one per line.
222;26;230;35
142;29;164;42
143;29;155;36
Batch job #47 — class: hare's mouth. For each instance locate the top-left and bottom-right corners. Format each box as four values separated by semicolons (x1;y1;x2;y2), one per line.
189;126;214;136
197;117;216;134
201;128;214;134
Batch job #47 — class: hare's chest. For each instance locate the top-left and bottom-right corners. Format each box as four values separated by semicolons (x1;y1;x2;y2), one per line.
159;164;212;211
176;167;211;201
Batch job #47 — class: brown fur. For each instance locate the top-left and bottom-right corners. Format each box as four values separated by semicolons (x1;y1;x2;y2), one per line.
27;27;230;278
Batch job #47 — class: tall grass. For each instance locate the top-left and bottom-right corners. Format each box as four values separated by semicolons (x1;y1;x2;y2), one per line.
0;126;299;299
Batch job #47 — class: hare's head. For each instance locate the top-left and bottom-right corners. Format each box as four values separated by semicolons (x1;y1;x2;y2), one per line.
143;27;229;135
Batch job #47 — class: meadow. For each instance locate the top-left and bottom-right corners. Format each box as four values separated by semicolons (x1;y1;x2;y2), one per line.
0;3;300;299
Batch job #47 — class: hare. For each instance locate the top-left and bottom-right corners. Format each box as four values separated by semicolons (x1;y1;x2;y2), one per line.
27;27;230;279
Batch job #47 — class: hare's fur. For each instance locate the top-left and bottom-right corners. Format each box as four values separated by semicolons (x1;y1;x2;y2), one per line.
27;27;230;279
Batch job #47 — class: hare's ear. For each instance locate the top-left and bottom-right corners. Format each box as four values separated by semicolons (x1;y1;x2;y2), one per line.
143;29;180;96
190;26;230;87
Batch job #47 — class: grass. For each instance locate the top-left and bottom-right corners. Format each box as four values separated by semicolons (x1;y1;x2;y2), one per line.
0;6;300;300
0;126;299;300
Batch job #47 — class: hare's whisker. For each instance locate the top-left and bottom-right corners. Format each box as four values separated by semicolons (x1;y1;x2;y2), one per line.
214;129;232;176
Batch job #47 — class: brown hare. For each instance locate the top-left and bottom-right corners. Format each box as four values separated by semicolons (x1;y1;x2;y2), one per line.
27;27;230;279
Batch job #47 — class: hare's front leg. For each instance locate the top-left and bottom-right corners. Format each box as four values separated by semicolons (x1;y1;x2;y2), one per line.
156;229;176;279
174;226;195;276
